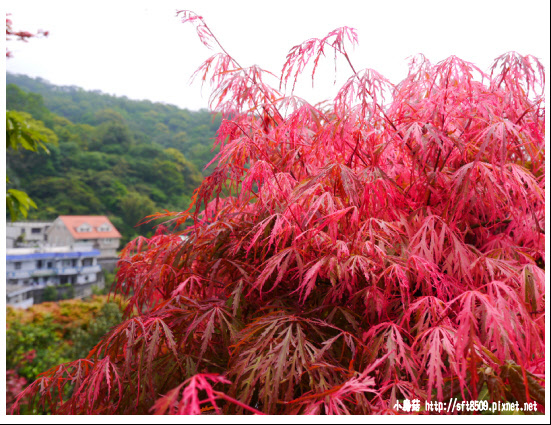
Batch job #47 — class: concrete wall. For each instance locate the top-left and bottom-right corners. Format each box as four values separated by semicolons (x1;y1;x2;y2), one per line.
46;218;74;246
30;276;105;305
98;257;119;273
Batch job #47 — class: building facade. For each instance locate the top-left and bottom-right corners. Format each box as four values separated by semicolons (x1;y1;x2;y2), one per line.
6;245;103;308
6;221;52;249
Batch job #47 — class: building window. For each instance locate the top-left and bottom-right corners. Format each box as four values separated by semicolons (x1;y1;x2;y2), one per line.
37;260;43;269
82;258;93;267
76;223;92;233
14;262;22;270
47;261;53;269
31;228;41;234
97;223;111;232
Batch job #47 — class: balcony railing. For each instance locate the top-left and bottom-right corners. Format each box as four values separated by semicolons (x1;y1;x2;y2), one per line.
32;269;56;277
7;264;102;279
82;265;102;273
6;270;31;279
57;267;79;275
58;265;102;275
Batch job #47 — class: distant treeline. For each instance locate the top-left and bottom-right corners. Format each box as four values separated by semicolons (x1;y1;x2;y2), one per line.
6;73;222;245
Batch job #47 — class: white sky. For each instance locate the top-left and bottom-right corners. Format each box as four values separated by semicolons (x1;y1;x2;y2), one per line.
4;0;549;111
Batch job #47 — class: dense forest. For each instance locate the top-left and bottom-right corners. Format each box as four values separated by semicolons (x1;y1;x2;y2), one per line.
6;73;222;244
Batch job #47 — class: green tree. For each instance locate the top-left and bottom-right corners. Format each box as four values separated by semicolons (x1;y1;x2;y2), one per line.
6;110;57;221
164;147;203;192
68;302;123;360
120;191;158;233
28;176;103;215
6;84;52;125
94;120;134;154
41;286;58;302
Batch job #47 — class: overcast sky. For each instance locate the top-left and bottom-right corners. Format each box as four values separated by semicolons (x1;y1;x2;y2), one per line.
4;0;550;111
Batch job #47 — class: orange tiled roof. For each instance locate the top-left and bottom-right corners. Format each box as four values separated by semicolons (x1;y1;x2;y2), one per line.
58;215;122;240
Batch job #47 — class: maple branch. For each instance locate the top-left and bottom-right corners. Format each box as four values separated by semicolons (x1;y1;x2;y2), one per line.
213;391;265;415
227;121;305;233
179;10;284;124
341;51;415;158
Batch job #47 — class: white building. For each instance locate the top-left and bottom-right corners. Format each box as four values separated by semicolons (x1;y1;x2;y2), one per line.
6;245;103;308
6;221;52;248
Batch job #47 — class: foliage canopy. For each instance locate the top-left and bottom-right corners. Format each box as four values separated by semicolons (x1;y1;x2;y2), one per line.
12;12;545;415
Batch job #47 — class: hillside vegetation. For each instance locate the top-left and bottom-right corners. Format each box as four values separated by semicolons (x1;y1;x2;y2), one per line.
6;73;221;243
6;295;124;413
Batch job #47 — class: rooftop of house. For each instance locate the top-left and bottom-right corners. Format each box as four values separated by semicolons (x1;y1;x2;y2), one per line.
56;215;122;240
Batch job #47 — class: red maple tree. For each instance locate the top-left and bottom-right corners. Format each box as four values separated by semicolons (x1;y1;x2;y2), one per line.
11;11;545;415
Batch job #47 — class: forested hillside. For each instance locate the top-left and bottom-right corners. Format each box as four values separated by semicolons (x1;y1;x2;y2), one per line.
6;73;222;244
